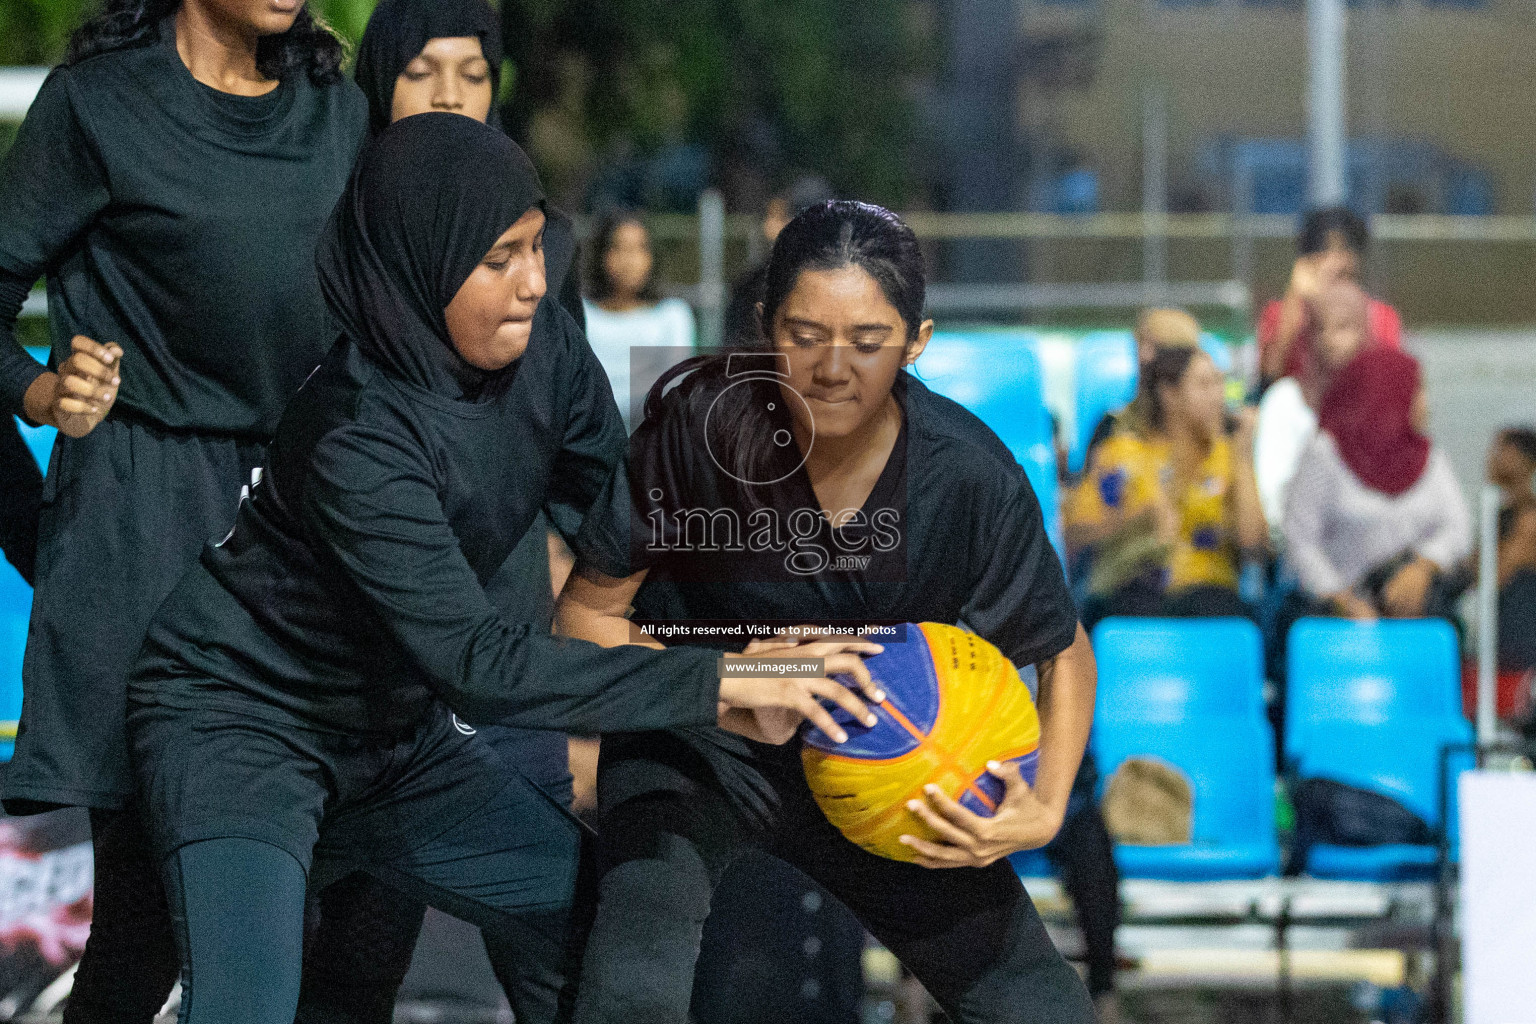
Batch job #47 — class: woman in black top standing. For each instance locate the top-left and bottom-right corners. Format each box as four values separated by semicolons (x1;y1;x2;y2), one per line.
561;202;1100;1024
0;1;366;1019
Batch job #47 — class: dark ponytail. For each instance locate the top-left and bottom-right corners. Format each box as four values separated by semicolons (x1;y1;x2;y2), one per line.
643;200;925;492
64;0;345;85
756;200;926;349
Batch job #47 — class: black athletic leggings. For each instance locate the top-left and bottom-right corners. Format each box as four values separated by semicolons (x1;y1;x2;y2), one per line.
1042;801;1120;998
60;805;570;1024
161;777;584;1024
62;807;182;1024
571;759;1096;1024
295;725;577;1024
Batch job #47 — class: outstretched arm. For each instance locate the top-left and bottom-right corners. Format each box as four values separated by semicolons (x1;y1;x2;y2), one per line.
556;563;885;744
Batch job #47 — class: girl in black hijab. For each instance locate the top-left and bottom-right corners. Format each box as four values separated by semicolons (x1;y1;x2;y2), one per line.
293;6;596;1020
126;114;877;1024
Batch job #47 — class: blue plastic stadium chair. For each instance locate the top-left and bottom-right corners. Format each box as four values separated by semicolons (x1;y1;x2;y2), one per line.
1008;848;1053;878
916;332;1062;553
1286;618;1473;880
1070;331;1137;474
1199;333;1233;376
1092;618;1280;879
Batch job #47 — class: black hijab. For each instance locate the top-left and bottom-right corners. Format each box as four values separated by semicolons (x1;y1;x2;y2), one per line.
317;113;544;400
352;0;585;329
353;0;503;137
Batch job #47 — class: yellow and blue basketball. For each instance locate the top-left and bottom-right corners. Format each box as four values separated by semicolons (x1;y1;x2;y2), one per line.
801;622;1041;863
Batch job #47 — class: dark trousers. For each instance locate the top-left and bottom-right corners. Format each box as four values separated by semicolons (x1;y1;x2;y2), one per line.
1082;579;1253;635
571;755;1095;1024
0;415;41;585
62;808;181;1024
163;775;584;1024
1042;802;1120;998
295;725;577;1024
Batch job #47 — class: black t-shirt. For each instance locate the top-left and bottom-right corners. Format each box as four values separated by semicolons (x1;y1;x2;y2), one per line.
575;365;1079;813
129;304;722;739
0;21;368;435
579;368;1077;664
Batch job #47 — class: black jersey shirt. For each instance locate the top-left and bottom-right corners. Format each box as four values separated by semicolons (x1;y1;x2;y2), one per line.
0;19;368;436
129;304;723;739
574;366;1079;813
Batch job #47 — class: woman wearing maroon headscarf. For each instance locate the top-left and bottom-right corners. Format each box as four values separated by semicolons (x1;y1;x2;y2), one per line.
1282;349;1471;620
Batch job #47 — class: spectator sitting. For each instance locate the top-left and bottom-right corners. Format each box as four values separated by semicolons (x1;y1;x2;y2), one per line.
1257;206;1402;398
1254;280;1374;537
583;209;696;428
1282;349;1471;623
1487;427;1536;671
1083;307;1201;461
1066;346;1267;629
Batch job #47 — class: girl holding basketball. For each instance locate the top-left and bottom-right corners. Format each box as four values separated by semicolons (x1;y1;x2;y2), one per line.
560;200;1099;1023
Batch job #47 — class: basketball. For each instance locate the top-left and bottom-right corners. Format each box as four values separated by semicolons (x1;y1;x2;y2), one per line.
801;622;1041;863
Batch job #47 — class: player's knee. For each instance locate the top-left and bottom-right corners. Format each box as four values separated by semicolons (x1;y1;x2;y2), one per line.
600;854;713;928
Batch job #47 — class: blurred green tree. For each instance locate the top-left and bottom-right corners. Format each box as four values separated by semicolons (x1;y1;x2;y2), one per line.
0;0;91;65
502;0;929;208
1;0;927;207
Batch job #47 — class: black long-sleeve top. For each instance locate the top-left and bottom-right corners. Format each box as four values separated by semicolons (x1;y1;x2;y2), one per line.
0;21;367;435
130;304;723;737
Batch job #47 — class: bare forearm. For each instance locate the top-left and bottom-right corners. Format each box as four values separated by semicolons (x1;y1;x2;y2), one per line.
1230;460;1268;554
1066;505;1154;554
1031;624;1096;817
1262;293;1308;380
554;568;661;649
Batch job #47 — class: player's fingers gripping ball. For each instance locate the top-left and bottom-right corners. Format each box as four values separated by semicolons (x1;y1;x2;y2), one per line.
801;622;1040;862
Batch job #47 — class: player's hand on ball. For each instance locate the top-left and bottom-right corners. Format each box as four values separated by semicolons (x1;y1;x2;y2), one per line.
898;760;1066;869
718;641;886;745
22;335;123;438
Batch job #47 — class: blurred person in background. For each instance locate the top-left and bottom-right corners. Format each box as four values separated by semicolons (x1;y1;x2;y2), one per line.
1255;280;1374;538
1486;427;1536;673
1082;307;1202;463
584;211;696;428
1282;349;1470;623
723;175;836;350
1066;346;1266;630
0;418;41;585
1257;206;1402;396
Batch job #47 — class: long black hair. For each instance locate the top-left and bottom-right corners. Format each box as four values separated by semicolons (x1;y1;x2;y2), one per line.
64;0;345;84
642;200;926;490
1141;345;1200;432
585;209;661;304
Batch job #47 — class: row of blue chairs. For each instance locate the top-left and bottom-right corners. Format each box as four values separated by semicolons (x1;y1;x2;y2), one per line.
1014;616;1473;883
919;329;1236;550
